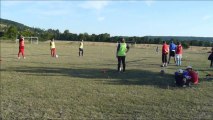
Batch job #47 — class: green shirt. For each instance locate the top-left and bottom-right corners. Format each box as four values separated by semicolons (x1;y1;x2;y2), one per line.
117;43;127;56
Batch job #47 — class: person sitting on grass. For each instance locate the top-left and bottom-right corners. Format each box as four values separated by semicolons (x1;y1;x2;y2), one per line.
183;66;199;86
174;69;186;87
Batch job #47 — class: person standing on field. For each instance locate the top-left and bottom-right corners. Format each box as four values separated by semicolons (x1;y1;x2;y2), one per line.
161;41;169;67
175;42;183;66
116;38;129;72
116;40;120;48
50;38;56;57
168;41;176;64
208;47;213;67
18;35;25;59
156;46;159;54
79;40;84;56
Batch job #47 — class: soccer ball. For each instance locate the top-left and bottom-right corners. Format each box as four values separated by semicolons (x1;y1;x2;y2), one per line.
160;69;165;74
56;55;59;58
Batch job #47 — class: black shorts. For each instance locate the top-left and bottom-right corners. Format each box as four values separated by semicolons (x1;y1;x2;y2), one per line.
79;48;83;51
169;51;175;57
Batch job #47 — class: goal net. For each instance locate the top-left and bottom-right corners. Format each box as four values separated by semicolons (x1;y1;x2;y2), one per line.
16;37;39;44
126;40;136;47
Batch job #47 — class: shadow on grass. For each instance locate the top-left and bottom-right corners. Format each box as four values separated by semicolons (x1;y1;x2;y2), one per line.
1;53;50;60
126;59;147;63
9;66;176;89
105;69;175;89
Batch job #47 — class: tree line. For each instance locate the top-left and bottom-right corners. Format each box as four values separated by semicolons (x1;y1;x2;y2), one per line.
0;18;212;49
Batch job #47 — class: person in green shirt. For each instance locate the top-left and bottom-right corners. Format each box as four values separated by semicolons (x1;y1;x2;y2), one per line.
116;38;130;72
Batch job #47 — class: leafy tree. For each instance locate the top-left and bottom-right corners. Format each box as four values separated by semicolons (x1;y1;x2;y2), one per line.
21;29;33;37
99;33;110;42
1;18;213;47
6;26;17;39
63;29;70;40
90;34;96;42
181;41;190;49
78;33;85;41
203;41;211;47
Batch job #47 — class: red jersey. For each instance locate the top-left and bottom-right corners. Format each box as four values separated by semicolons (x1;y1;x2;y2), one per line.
162;43;169;54
19;38;24;47
176;45;182;54
189;71;199;84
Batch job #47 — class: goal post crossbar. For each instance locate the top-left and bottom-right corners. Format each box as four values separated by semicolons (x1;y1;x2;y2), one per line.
16;37;39;44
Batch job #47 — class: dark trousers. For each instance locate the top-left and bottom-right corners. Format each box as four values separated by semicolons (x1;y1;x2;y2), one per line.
211;60;213;67
162;54;167;63
79;48;83;56
175;75;185;87
117;56;126;72
168;51;175;64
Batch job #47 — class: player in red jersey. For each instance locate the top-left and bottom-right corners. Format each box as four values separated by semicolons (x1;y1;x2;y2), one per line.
18;35;25;59
161;41;169;67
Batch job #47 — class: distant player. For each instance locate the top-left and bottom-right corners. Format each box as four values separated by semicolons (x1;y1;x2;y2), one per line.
208;47;213;67
50;38;56;57
156;46;159;53
116;38;129;72
79;40;84;56
168;41;176;64
161;41;169;67
175;42;183;66
18;35;25;59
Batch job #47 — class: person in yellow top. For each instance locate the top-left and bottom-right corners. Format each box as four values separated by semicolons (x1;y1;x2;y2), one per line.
79;40;84;56
116;38;129;72
50;38;56;57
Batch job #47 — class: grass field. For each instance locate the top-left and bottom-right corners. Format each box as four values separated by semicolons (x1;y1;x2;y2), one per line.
1;41;213;119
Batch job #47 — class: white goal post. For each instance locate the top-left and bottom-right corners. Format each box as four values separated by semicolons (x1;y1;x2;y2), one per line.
126;40;137;47
16;37;39;44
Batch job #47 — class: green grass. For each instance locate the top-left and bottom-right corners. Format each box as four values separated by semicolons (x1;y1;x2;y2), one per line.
1;41;213;119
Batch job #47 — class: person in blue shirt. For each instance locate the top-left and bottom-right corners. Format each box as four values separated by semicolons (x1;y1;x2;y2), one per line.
168;41;176;64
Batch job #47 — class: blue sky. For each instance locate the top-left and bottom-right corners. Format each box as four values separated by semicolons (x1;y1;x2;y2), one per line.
1;0;213;37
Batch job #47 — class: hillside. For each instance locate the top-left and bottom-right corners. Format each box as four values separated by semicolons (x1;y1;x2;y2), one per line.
0;18;46;40
146;36;213;42
0;18;32;31
0;18;213;45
